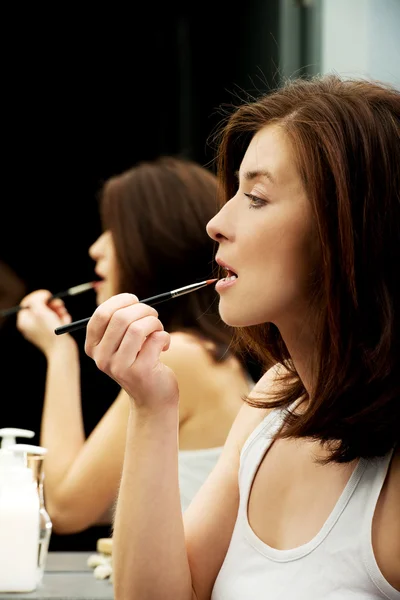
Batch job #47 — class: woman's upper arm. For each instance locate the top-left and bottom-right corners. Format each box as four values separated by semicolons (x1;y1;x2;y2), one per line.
48;388;130;533
182;398;269;600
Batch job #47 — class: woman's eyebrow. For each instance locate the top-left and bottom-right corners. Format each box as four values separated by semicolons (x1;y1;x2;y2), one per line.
235;169;275;184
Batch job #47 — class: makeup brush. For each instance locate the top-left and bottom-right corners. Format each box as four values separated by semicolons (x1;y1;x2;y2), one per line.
54;279;217;336
0;281;97;318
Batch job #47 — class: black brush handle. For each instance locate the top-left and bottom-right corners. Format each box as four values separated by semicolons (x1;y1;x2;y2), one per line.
0;305;27;318
55;317;91;335
54;291;173;335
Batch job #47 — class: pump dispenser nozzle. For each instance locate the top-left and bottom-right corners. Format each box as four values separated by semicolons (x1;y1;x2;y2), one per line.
5;443;47;470
0;443;46;484
7;444;48;457
0;428;34;450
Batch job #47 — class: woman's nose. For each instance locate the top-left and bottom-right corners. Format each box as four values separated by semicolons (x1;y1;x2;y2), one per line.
206;207;230;243
88;234;103;260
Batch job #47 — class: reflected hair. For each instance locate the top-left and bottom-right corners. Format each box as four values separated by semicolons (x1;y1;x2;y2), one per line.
99;155;233;361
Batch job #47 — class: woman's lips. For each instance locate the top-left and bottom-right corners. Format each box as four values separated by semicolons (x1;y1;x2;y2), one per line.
215;262;238;292
215;257;238;277
215;275;238;292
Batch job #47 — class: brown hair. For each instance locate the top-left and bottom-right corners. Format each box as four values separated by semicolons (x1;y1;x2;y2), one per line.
99;155;233;360
215;75;400;461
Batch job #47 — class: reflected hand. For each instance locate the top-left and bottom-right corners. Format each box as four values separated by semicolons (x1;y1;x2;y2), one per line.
17;289;73;355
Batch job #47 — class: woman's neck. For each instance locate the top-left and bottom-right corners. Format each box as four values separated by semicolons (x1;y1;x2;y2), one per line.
278;318;318;398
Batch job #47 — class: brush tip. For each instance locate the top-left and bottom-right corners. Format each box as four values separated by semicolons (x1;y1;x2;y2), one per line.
206;278;218;285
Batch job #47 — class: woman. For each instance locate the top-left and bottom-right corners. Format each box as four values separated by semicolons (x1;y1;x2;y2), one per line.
17;156;251;534
85;75;400;599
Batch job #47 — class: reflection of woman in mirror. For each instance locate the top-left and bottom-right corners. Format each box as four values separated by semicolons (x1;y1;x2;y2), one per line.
16;156;252;535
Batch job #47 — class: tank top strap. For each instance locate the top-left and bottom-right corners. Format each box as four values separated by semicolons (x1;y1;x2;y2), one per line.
238;406;288;512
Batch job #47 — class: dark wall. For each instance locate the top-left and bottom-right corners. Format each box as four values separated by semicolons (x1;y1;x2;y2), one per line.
1;2;279;550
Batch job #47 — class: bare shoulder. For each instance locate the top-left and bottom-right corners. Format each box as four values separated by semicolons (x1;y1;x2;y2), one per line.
159;331;214;370
373;444;400;592
158;331;217;395
158;332;222;421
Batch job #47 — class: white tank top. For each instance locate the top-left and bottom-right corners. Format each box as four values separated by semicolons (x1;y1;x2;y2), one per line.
211;407;399;600
178;446;222;513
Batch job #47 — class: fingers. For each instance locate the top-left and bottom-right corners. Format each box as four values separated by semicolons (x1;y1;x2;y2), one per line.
85;294;159;354
85;294;139;348
96;310;163;370
85;294;178;407
17;290;60;329
16;289;69;350
97;315;165;378
20;291;66;317
21;294;68;325
49;298;65;310
20;289;53;309
133;330;171;368
115;330;171;391
48;298;71;322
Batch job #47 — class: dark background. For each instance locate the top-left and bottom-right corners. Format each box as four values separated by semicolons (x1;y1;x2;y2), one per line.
1;2;282;550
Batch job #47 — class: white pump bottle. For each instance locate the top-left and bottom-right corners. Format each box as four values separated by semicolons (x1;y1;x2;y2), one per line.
0;441;41;592
0;427;34;449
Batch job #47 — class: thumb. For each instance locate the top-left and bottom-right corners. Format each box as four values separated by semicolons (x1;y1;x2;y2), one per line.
135;330;171;367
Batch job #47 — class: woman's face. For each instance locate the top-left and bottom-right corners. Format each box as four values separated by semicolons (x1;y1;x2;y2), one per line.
206;124;319;332
88;231;119;305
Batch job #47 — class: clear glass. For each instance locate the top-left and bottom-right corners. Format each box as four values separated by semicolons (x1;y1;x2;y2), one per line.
27;455;52;584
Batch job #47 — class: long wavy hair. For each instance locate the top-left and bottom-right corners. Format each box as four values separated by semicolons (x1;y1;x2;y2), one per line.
214;75;400;462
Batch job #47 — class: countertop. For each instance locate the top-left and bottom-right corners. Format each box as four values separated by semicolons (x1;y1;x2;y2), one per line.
0;552;113;599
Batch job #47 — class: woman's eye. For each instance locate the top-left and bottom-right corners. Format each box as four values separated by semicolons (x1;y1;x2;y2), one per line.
244;193;268;209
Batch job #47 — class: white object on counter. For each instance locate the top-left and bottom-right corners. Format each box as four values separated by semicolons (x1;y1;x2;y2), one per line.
26;445;52;584
94;562;113;581
0;443;40;592
0;428;34;450
87;553;113;581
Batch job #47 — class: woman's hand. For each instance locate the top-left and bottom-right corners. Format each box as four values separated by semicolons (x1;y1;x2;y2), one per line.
17;289;73;356
84;293;179;413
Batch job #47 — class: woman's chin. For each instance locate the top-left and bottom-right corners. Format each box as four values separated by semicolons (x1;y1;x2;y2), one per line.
95;285;109;306
219;302;269;328
218;307;253;328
